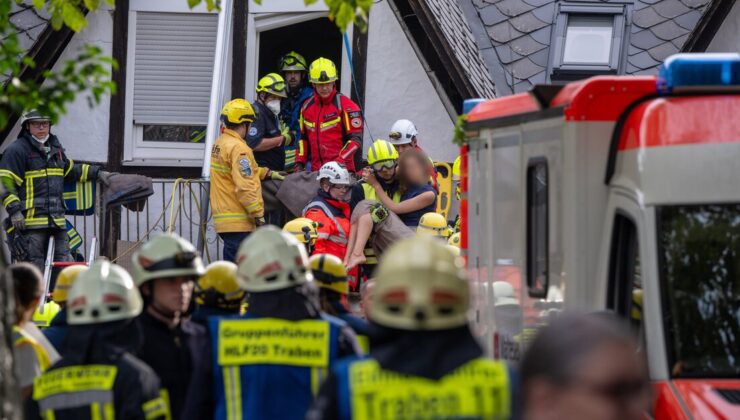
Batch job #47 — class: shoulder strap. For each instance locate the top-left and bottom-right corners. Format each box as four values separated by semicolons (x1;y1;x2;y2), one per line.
302;201;348;244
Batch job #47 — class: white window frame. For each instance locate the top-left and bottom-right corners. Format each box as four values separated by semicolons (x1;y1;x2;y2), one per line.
123;0;218;167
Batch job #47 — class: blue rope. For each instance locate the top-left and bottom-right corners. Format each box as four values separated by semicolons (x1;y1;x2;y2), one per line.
343;32;375;141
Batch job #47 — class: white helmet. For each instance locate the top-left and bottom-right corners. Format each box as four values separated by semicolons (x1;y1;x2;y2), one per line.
388;119;418;146
493;281;519;306
236;226;313;292
67;260;143;325
130;233;205;287
317;161;351;185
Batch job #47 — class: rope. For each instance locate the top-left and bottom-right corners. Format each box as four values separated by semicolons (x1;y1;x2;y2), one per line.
343;32;376;141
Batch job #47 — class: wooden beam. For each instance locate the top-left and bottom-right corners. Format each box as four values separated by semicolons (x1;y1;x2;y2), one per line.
231;0;248;99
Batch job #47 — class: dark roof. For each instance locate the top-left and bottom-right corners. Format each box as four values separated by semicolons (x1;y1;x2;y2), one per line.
459;0;714;96
3;1;50;83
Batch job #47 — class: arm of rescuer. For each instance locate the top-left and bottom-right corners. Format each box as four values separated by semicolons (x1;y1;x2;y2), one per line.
246;111;286;152
0;143;27;220
295;108;309;171
229;141;265;221
336;97;363;168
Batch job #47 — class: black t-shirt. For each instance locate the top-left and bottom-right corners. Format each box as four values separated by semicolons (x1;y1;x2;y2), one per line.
247;101;285;171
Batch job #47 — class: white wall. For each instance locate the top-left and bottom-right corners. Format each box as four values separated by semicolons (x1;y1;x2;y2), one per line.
706;1;740;53
2;8;113;163
363;0;457;162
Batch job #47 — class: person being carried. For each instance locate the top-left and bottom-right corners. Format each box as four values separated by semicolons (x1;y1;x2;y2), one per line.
344;150;437;270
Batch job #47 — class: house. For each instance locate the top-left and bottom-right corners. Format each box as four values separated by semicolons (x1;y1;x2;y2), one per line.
682;0;739;52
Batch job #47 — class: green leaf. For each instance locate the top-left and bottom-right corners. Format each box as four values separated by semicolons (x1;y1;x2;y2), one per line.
187;0;201;8
61;3;88;32
304;0;319;5
83;0;100;11
32;0;45;10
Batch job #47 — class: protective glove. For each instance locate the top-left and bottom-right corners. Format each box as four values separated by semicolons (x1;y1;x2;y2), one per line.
280;124;293;146
98;170;116;187
370;203;389;224
255;216;267;227
269;171;286;181
10;211;25;231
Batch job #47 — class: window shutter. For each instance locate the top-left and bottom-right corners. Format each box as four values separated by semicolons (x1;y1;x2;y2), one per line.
133;12;218;125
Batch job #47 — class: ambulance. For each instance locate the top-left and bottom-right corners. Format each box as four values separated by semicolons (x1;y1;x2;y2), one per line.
460;53;740;418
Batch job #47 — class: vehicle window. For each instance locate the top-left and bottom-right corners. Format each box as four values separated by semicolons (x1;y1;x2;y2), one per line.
526;159;548;298
658;204;740;378
607;214;644;341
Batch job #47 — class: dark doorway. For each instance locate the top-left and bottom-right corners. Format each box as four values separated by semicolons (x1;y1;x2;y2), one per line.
258;17;343;81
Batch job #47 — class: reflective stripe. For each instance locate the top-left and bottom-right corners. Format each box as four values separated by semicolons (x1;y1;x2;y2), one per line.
211;162;231;174
64;159;74;177
303;201;347;240
3;194;20;207
43;409;55;420
223;366;242;420
245;201;262;214
34;365;117;400
310;367;326;396
303;120;315;129
0;169;23;185
142;390;171;420
320;117;341;129
80;164;90;182
317;232;348;245
213;213;249;221
37;390;113;412
13;326;51;371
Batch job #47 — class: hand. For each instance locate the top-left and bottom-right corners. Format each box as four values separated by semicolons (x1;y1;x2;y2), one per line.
280;126;293;146
10;211;24;231
255;216;266;227
270;171;286;181
363;170;379;188
98;170;116;186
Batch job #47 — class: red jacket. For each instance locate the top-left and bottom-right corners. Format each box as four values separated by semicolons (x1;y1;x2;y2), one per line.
297;87;363;172
302;193;351;260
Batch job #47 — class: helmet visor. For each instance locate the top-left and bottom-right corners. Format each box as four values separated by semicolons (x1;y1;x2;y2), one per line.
371;160;397;172
143;252;199;273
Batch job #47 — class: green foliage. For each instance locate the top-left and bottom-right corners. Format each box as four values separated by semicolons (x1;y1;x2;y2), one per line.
452;114;468;146
0;0;117;130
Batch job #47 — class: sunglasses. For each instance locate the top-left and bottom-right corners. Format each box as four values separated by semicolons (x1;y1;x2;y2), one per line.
30;121;50;128
372;160;397;172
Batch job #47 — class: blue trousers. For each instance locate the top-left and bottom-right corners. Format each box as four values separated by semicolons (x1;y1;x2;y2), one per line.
219;232;250;262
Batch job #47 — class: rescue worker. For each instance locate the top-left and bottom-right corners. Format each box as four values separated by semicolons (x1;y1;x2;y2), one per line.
388;119;438;188
0;111;112;272
308;235;517;419
249;73;290;172
452;155;462;232
417;212;452;239
210;99;266;262
279;51;313;171
43;264;89;354
26;260;171;420
296;57;363;173
304;162;352;262
208;227;361;419
283;217;319;254
309;253;370;339
131;233;212;420
191;261;245;326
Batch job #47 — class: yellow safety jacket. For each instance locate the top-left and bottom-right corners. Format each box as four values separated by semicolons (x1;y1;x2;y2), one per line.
210;129;265;233
13;325;51;372
360;183;401;265
336;357;511;419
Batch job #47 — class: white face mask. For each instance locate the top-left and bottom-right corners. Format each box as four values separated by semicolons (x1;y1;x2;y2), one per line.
266;99;281;115
32;134;49;144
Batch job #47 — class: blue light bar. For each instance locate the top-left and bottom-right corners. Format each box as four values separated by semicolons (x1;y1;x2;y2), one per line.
463;98;485;114
657;53;740;93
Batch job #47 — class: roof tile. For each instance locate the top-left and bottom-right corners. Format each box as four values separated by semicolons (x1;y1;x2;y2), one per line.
513;79;533;93
673;9;702;30
653;0;691;19
680;0;711;8
529;70;547;85
494;0;536;17
671;33;690;48
529;25;552;45
647;42;678;61
509;56;543;80
510;34;547;56
633;6;669;28
531;2;556;23
522;0;553;7
650;19;686;40
479;4;509;26
628;51;662;69
640;0;663;4
529;48;550;67
509;11;549;33
495;44;523;64
630;29;665;50
487;20;524;44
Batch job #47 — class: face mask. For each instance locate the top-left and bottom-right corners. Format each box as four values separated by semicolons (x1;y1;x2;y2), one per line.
266;100;281;115
32;134;49;144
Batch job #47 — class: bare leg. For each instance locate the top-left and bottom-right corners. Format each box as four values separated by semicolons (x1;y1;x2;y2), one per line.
345;219;360;266
346;213;372;270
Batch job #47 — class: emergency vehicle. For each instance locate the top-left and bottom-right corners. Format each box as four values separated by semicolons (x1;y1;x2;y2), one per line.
460;53;740;418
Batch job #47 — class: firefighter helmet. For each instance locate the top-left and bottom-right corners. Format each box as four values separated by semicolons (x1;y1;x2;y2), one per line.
67;260;143;325
309;57;338;84
236;226;312;293
417;212;451;238
220;98;256;125
493;281;518;306
280;51;308;72
372;235;469;330
20;110;51;126
309;254;348;295
452;156;461;182
256;73;287;98
367;140;399;165
317;161;351;185
32;301;61;328
195;261;245;311
388;119;418;146
130;233;205;287
51;264;88;303
447;232;461;248
283;218;319;247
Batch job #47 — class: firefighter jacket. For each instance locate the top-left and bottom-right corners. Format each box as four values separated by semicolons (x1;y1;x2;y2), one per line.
297;87;363;172
303;190;351;261
210;128;265;233
0;131;99;230
281;86;313;170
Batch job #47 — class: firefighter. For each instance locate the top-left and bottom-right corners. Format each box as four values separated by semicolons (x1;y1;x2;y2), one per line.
210;99;266;262
131;233;213;420
0;111;113;272
26;260;171;420
417;212;452;239
191;261;245;326
43;264;88;354
279;51;313;171
304;162;352;262
296;57;363;173
309;253;370;339
307;235;516;419
283;217;319;255
388;119;438;189
208;227;361;419
249;73;290;172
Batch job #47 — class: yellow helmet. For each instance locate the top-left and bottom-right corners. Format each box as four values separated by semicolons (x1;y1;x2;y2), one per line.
309;57;338;84
32;301;61;328
52;264;88;303
283;218;318;246
447;232;461;248
195;261;245;311
256;73;287;98
452;156;461;182
220;98;256;125
372;235;469;330
280;51;308;72
367;140;399;165
309;254;348;295
417;212;451;238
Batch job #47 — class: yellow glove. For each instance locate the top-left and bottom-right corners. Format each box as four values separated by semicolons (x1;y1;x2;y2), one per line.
270;171;286;181
280;122;293;146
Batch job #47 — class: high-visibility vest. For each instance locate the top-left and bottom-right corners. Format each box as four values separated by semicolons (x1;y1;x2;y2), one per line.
32;301;61;328
335;357;511;420
13;325;51;372
209;313;346;420
359;183;401;265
